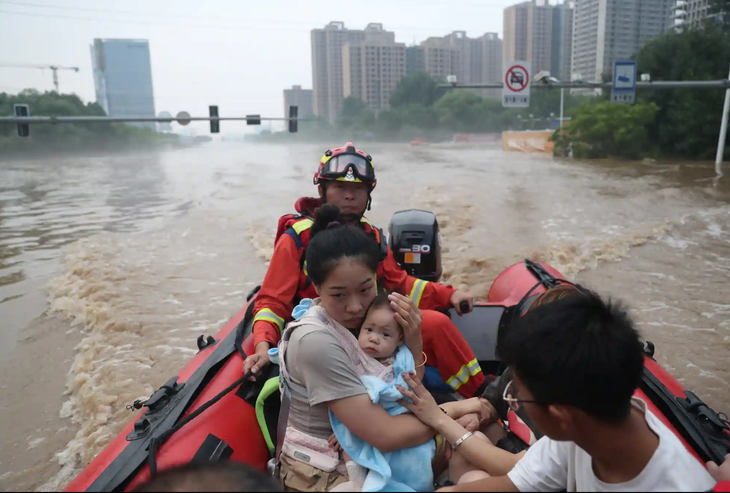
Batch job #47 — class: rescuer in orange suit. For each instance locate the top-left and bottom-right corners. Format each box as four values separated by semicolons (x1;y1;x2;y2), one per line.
243;143;486;398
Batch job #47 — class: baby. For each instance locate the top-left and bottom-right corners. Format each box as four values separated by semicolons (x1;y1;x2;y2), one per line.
330;294;411;492
357;292;403;365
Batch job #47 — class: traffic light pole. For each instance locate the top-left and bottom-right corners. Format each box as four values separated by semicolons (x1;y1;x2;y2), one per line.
716;65;730;177
0;106;306;136
442;78;730;175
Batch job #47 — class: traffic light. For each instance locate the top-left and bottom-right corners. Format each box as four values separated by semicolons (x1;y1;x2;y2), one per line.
14;104;30;137
246;115;261;125
288;105;298;134
209;105;219;134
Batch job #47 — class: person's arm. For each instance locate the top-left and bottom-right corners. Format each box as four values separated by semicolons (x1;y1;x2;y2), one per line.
244;234;304;377
398;374;523;477
329;394;436;452
439;476;519;493
433;412;526;476
380;248;472;313
297;330;435;453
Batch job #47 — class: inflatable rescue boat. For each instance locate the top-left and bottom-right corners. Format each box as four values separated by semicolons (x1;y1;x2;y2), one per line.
66;210;730;492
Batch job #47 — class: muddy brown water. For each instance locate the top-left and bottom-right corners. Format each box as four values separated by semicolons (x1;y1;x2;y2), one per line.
0;143;728;490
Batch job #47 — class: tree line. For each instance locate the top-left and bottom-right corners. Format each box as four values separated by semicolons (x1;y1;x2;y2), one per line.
289;72;587;143
0;90;176;156
552;18;730;160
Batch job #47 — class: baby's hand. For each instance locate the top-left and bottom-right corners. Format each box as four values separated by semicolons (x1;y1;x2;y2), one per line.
328;433;342;452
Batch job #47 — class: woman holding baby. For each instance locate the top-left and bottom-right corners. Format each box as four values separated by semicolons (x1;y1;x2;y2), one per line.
276;204;499;492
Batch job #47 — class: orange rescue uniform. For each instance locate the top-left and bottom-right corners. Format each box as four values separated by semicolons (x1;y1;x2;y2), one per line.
252;200;485;397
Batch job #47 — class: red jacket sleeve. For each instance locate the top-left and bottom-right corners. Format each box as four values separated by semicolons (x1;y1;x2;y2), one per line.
379;247;455;310
252;234;303;349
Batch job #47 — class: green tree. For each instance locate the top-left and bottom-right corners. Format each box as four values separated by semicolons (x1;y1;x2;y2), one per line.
389;72;443;108
337;96;374;131
551;101;658;159
710;0;730;29
633;25;730;158
434;91;506;133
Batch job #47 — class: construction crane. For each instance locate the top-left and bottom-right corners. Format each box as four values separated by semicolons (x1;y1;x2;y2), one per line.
0;63;80;93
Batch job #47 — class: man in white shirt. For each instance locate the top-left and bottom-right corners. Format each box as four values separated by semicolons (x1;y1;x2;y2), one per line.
440;290;716;492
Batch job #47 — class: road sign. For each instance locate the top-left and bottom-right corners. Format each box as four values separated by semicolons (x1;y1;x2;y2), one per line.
503;61;531;108
611;61;637;105
176;111;191;126
157;111;172;132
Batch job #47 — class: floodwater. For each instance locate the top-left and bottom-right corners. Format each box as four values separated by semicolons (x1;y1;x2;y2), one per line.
0;143;728;490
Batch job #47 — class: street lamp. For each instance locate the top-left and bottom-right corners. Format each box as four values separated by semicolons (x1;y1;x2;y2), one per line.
535;71;565;128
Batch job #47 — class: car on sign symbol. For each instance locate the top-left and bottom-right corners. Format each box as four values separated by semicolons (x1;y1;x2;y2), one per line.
510;72;525;85
618;75;630;83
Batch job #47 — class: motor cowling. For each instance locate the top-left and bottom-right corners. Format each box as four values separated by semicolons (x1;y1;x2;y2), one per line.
388;209;442;282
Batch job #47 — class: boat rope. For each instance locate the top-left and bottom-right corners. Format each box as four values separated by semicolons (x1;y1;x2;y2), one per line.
148;370;253;477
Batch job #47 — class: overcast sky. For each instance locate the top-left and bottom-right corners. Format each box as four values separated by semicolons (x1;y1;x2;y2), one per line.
0;0;517;133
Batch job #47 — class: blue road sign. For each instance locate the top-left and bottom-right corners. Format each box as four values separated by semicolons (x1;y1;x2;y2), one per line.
611;60;637;104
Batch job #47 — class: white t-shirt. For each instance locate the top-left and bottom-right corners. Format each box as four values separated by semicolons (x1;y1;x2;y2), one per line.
507;399;716;492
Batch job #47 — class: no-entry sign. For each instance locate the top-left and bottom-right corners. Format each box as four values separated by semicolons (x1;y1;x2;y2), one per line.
503;61;531;108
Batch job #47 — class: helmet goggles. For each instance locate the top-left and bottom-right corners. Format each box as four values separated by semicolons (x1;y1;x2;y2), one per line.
320;153;375;184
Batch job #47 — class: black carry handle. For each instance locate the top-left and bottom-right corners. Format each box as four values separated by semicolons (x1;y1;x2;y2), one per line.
459;300;472;314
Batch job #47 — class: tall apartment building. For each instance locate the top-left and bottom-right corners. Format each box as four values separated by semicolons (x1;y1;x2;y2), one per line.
406;45;425;76
410;32;502;98
572;0;673;83
552;3;574;81
311;22;395;122
503;0;574;81
671;0;719;30
90;38;155;129
343;39;406;112
420;36;462;82
283;85;313;120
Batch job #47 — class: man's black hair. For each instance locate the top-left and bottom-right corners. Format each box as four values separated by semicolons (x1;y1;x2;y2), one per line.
133;461;282;492
499;289;644;424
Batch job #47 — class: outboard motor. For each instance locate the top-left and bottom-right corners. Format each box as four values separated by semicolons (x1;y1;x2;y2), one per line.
388;209;442;282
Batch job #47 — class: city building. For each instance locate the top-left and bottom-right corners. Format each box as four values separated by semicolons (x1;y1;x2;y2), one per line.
671;0;720;30
283;85;313;120
478;33;504;99
552;2;574;82
90;38;155;128
411;32;502;98
311;22;395;122
572;0;673;83
343;38;406;112
503;0;574;81
420;36;462;83
406;45;425;76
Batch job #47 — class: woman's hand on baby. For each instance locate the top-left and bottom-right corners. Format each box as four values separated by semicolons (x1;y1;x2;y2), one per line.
396;372;445;429
389;293;423;354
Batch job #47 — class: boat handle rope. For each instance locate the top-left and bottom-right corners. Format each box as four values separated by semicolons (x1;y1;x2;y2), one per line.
147;370;253;477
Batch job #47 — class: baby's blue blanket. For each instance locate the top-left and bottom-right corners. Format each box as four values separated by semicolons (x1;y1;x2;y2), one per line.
329;345;436;492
